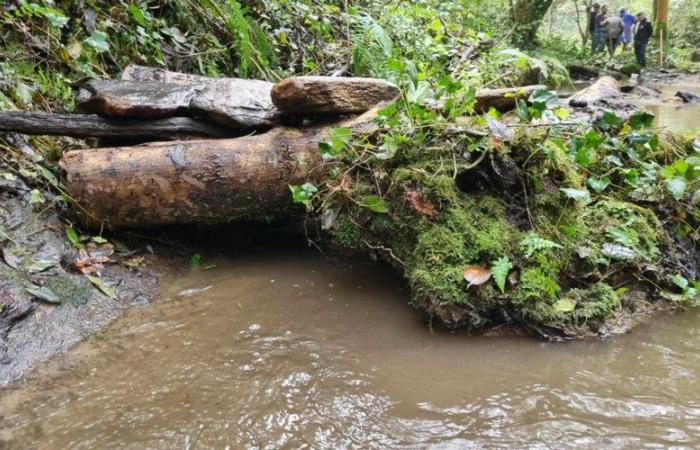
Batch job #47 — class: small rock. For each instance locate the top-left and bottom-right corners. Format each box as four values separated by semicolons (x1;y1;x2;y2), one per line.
271;76;399;115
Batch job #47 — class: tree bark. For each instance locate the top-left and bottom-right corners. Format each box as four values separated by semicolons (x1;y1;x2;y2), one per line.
0;112;232;140
509;0;555;48
59;108;382;229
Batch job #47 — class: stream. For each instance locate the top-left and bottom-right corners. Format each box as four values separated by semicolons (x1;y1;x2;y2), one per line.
1;246;700;449
1;81;699;449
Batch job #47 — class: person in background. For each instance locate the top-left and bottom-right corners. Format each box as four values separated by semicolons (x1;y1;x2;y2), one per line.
633;12;653;67
619;8;635;51
603;11;623;56
589;3;601;53
593;5;609;54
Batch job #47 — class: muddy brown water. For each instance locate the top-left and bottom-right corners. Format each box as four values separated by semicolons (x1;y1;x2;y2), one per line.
1;246;700;449
638;82;700;132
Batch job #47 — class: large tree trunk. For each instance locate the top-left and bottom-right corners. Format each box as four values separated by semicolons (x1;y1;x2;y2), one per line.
59;128;323;228
509;0;555;48
59;108;381;228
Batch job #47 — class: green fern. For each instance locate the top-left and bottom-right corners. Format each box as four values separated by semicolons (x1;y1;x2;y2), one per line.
491;256;513;294
518;233;562;259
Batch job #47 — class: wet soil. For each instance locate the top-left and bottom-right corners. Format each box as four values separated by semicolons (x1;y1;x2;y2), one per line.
0;161;167;387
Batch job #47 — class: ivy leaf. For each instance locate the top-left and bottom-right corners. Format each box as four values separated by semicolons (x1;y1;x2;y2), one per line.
84;31;110;53
361;195;389;213
44;11;69;28
376;136;398;160
560;187;592;204
289;183;317;208
87;275;117;299
629;111;655;129
553;298;576;313
587;176;610;193
491;256;513;294
596;110;622;131
665;177;687;201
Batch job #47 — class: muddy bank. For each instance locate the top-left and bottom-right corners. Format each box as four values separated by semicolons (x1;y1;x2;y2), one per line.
0;155;168;388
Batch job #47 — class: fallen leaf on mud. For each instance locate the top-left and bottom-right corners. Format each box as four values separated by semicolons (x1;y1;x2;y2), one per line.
73;249;110;275
87;275;116;299
177;285;212;298
26;285;61;304
485;114;515;142
27;258;58;273
121;256;144;269
463;265;492;288
2;247;24;269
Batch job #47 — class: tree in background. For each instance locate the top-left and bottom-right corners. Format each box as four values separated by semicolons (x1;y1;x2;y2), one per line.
509;0;555;48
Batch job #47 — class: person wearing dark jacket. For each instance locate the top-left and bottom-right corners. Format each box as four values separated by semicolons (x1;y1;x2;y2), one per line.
589;3;601;52
633;12;653;66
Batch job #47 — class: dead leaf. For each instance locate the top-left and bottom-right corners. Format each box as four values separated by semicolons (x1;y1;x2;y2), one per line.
404;188;437;218
121;256;144;269
73;248;110;275
464;265;492;288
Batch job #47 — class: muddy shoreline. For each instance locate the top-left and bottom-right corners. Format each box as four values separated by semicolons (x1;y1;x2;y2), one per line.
0;160;186;387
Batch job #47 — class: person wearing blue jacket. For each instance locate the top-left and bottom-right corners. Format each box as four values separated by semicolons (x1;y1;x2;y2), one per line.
620;8;635;51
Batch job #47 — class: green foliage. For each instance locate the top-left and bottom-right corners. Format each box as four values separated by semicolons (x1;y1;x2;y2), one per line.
491;256;513;294
518;233;562;259
289;183;318;209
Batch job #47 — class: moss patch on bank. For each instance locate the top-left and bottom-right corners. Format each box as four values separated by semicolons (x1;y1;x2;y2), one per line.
310;96;699;338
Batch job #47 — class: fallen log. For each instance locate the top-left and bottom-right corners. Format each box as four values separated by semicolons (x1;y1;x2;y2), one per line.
568;76;622;108
79;75;281;130
59;107;381;228
0;111;232;139
474;85;546;112
271;76;400;115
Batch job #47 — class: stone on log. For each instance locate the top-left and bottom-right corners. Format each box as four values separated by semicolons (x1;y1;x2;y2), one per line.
190;79;281;128
77;80;197;118
82;66;282;130
271;76;399;115
474;85;547;112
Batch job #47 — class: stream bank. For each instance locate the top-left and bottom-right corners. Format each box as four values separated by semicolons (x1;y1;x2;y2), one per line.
1;74;699;388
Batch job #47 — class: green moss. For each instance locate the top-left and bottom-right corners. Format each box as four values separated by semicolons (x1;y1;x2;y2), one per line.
44;274;92;306
524;283;621;331
581;199;664;265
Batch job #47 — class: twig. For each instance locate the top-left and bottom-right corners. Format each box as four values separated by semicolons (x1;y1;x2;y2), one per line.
364;241;405;266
